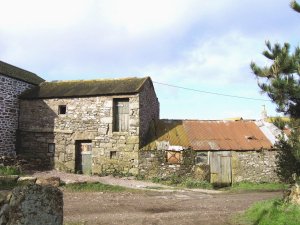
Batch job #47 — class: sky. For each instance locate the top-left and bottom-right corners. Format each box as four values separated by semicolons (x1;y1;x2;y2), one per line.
1;0;299;120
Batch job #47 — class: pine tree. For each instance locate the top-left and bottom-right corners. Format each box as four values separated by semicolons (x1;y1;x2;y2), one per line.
251;1;300;182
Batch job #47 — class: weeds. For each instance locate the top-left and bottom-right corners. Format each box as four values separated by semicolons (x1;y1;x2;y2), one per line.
0;166;21;175
151;175;213;189
227;182;288;192
63;182;129;192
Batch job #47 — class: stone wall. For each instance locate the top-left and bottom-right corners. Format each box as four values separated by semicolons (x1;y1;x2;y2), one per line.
139;149;195;178
0;184;63;225
0;75;34;157
18;94;143;175
232;150;279;183
139;79;160;147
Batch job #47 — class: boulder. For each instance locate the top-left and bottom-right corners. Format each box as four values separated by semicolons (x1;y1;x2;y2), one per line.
36;177;61;187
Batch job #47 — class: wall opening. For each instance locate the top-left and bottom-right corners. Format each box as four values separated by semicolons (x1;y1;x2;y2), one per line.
75;140;92;174
113;98;129;132
58;105;67;115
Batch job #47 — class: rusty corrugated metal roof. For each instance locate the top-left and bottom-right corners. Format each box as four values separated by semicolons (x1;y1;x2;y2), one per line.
142;119;273;151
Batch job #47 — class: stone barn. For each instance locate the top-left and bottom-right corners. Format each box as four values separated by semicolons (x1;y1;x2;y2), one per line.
0;61;44;158
18;77;159;174
140;119;280;185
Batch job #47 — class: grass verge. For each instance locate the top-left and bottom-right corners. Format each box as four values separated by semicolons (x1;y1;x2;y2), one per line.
152;175;213;189
233;198;300;225
224;182;288;192
151;175;287;191
63;182;129;192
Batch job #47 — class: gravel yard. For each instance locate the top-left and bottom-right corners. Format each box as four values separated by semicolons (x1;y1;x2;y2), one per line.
30;170;282;225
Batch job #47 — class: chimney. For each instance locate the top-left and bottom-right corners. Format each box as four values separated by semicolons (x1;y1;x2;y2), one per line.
261;105;268;120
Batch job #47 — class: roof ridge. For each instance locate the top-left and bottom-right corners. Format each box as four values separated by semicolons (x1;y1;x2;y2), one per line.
47;76;146;83
0;60;45;85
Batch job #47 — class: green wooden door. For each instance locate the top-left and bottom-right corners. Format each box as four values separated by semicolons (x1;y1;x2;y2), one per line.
210;151;232;186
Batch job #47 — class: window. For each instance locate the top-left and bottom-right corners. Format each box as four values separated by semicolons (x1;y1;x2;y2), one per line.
110;151;117;159
48;143;55;153
195;152;208;165
58;105;67;114
113;98;129;132
166;151;182;164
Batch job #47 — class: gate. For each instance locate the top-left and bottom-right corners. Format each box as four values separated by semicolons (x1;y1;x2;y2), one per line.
75;141;92;174
209;151;232;186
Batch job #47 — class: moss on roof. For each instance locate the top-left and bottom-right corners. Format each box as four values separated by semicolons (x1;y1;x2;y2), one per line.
20;77;150;99
0;61;45;85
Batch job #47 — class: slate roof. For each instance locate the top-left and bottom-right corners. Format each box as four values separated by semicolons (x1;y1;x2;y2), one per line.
20;77;151;99
0;61;44;85
142;119;273;151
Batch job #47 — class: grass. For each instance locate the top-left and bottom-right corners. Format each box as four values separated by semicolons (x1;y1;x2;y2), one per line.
225;182;288;192
233;198;300;225
63;182;129;192
151;175;287;191
0;166;21;190
0;166;21;175
151;175;213;189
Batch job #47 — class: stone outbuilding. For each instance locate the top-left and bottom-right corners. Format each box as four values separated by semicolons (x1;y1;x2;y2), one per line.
18;77;159;174
140;119;280;185
0;61;285;184
0;61;44;158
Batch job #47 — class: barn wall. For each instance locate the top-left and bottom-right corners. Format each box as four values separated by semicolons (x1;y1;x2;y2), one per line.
0;74;34;157
18;95;140;175
232;150;279;183
139;149;195;179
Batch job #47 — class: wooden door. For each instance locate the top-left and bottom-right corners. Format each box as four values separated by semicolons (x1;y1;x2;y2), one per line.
210;151;232;186
75;141;92;174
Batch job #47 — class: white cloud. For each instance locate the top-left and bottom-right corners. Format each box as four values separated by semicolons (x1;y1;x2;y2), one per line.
141;32;267;85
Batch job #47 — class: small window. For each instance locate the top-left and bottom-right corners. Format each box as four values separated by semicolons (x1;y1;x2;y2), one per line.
166;151;182;164
58;105;67;114
195;152;208;165
110;151;117;159
48;143;55;153
113;98;129;132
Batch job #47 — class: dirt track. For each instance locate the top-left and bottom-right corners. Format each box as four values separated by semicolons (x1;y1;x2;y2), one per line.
63;190;281;225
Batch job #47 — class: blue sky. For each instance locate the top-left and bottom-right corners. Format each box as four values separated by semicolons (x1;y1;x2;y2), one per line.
1;0;299;119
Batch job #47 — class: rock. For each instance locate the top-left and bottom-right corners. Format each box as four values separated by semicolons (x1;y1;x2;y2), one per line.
284;183;300;205
7;184;63;225
17;176;37;185
36;177;61;187
0;175;19;185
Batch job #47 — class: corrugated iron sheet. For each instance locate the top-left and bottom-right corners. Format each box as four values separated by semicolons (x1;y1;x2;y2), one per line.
142;119;273;151
183;120;273;150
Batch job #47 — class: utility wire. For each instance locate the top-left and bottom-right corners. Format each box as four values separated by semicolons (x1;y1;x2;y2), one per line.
153;81;271;102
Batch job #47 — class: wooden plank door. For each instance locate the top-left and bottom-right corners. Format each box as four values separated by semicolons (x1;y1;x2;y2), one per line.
210;151;232;186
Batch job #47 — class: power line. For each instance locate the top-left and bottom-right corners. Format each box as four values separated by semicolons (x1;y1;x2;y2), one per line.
153;81;271;102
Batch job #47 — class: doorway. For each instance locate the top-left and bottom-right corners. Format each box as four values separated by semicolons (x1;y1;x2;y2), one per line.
75;140;92;174
210;151;232;186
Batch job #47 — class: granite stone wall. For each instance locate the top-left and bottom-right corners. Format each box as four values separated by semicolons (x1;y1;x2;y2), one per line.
139;79;160;147
232;150;279;183
139;149;195;179
19;95;140;174
0;74;34;157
